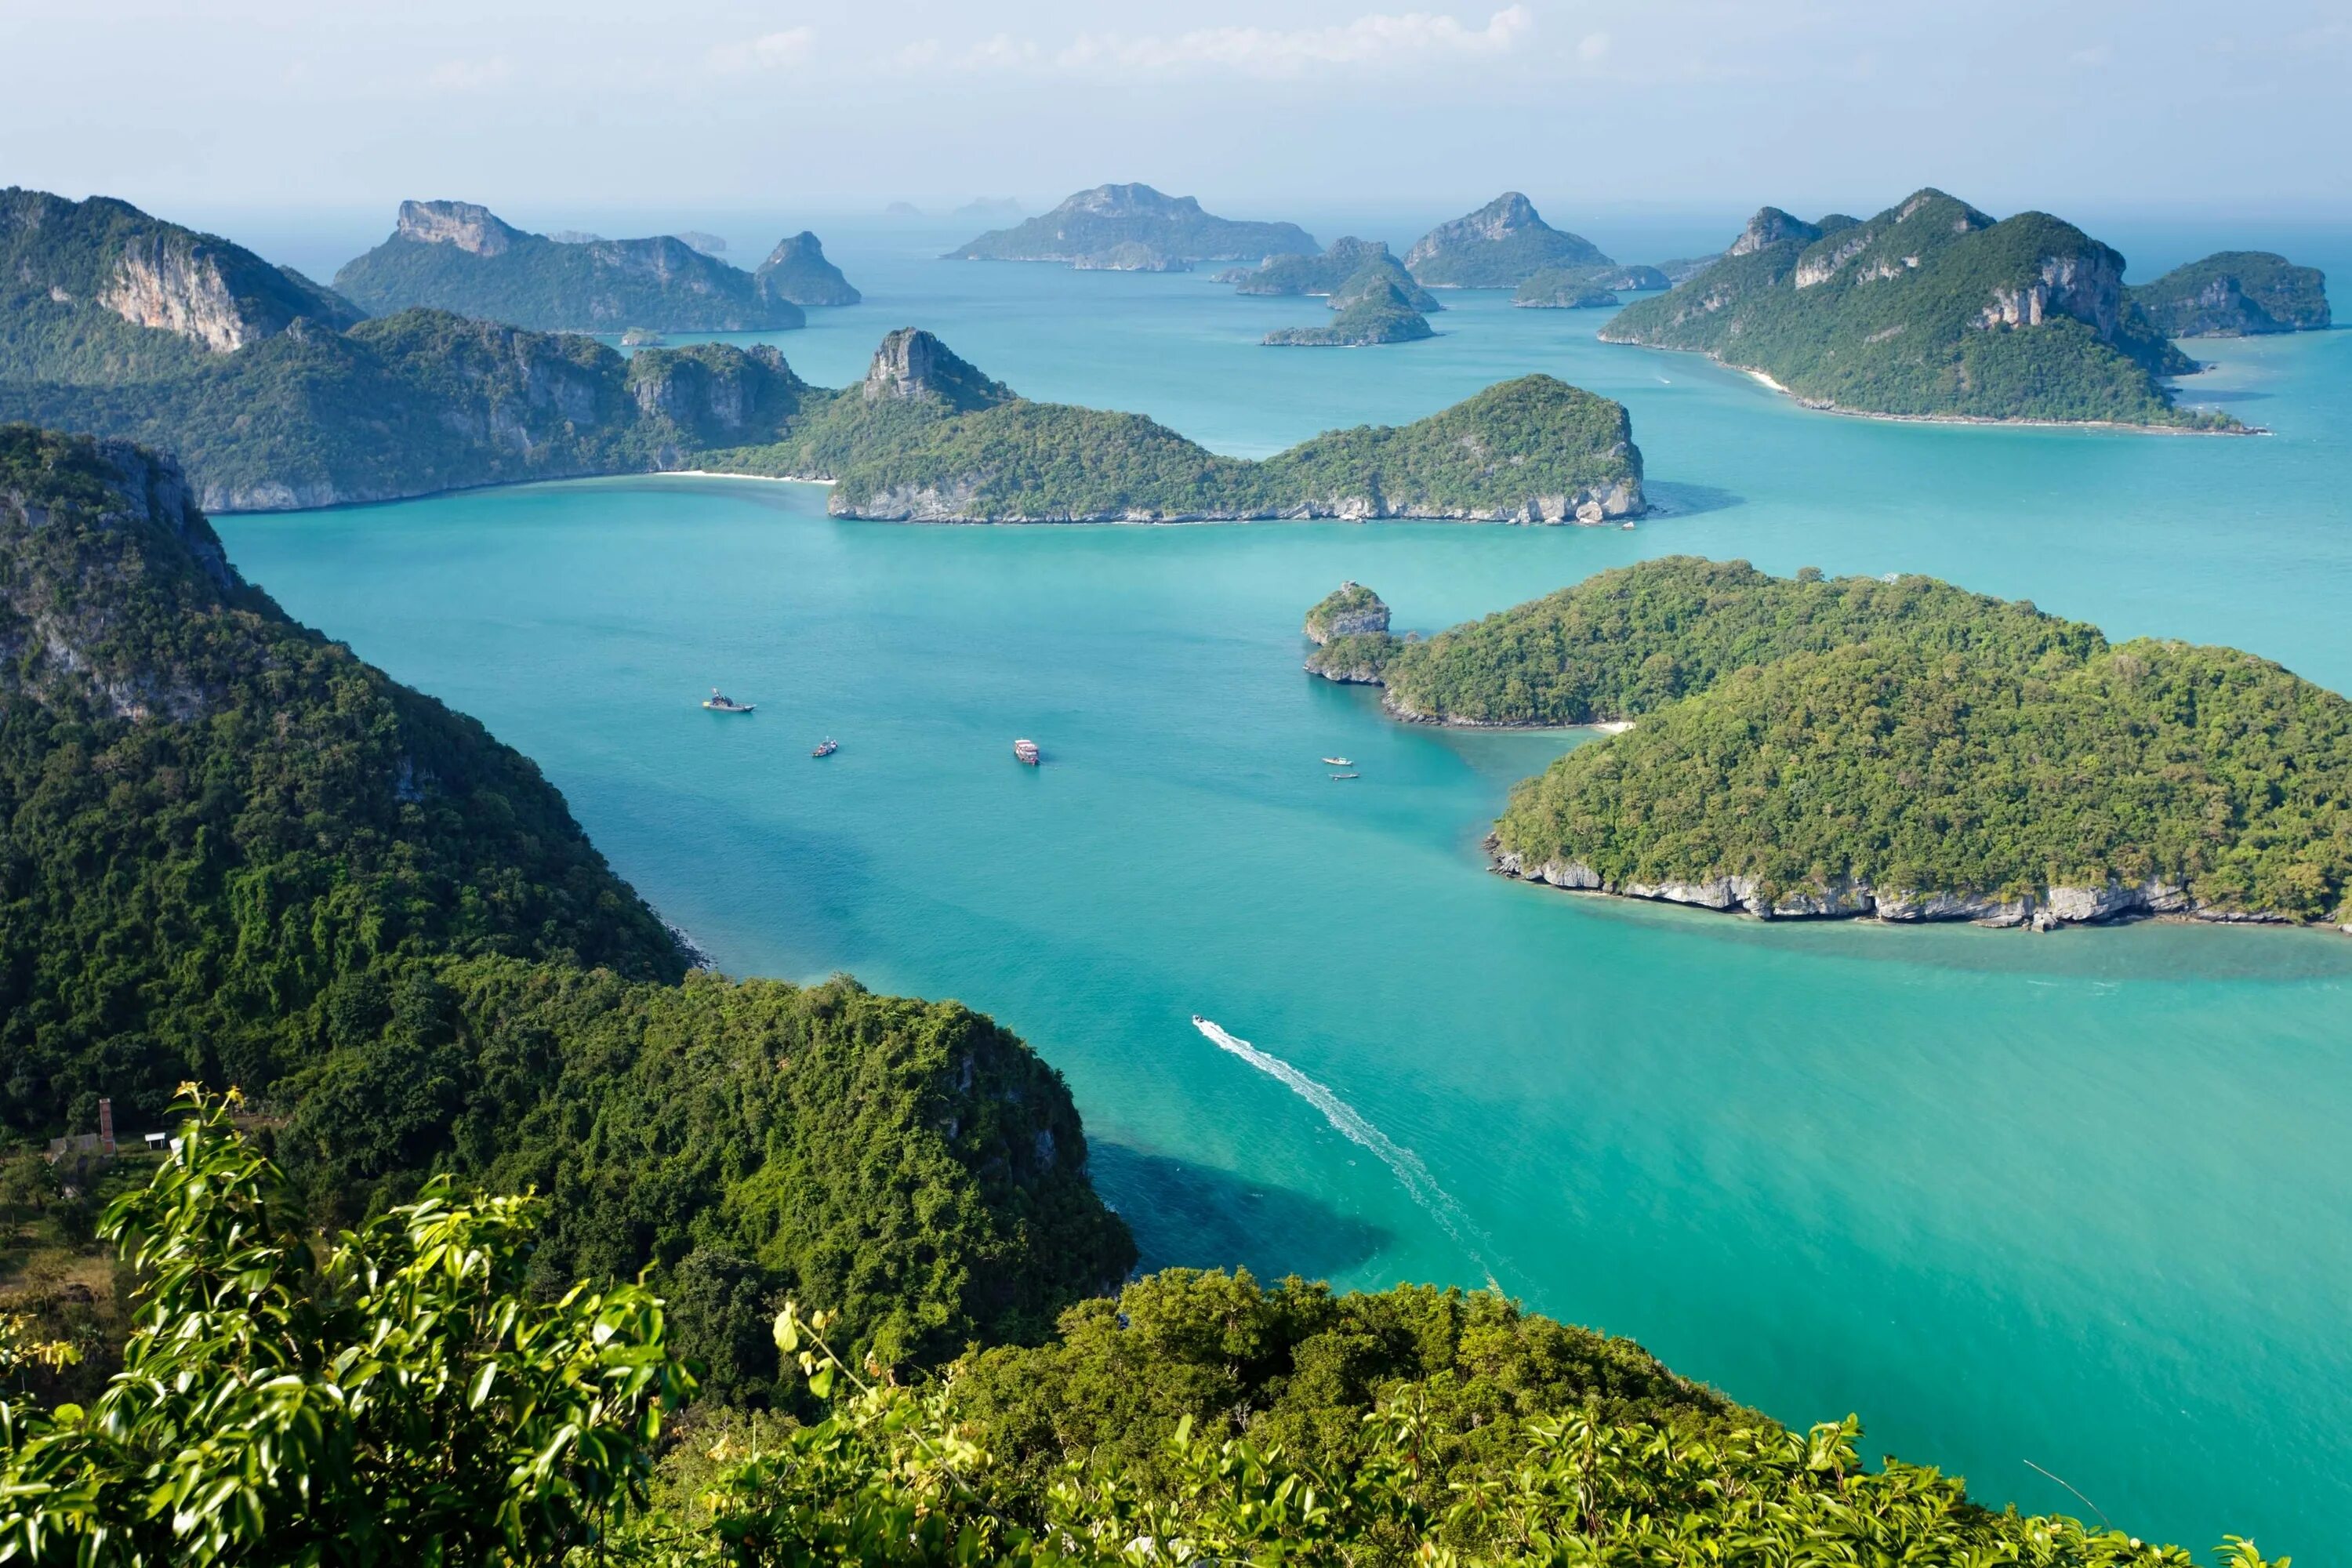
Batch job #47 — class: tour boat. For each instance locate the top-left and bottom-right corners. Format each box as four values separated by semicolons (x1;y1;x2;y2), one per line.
702;688;754;713
811;737;838;757
1013;738;1041;765
1321;756;1351;766
1330;771;1360;781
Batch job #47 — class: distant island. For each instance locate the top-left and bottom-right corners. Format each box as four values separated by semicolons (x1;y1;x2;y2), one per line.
754;230;862;306
1602;191;2238;429
946;183;1314;267
1223;238;1441;312
706;328;1642;522
1264;281;1435;347
2129;251;2330;336
332;200;807;332
1305;557;2352;930
1405;194;1611;289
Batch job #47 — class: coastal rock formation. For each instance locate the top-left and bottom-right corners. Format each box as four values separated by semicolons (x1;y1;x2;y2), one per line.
334;200;803;332
1406;194;1611;289
1601;189;2224;428
2129;251;2331;336
1487;848;2265;932
755;230;862;306
861;328;1014;412
946;183;1313;265
1304;582;1390;644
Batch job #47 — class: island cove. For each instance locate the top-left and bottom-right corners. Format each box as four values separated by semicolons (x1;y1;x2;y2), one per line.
1306;561;2352;934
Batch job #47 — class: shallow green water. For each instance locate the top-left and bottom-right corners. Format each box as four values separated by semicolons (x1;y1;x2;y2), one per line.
220;234;2352;1557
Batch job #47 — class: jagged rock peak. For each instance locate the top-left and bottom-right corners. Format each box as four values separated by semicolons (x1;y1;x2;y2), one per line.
862;329;1014;412
1417;192;1544;252
1893;187;1994;233
761;230;828;269
1729;207;1824;256
396;199;526;256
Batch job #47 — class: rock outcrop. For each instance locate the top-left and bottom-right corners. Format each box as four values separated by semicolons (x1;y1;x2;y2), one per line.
1405;194;1611;288
860;328;1014;412
394;198;521;256
1304;583;1390;644
755;230;862;306
1488;848;2270;931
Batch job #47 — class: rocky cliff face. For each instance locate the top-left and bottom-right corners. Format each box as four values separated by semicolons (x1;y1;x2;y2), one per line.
862;328;1014;412
1729;207;1824;257
1408;192;1545;262
396;198;521;256
1489;844;2296;931
1;434;240;720
754;231;862;305
1303;582;1390;644
1980;248;2128;339
99;236;263;352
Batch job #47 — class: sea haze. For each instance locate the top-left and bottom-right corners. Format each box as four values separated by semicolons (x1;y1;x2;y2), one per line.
220;216;2352;1559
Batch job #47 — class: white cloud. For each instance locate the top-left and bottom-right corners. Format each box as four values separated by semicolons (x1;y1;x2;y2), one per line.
708;27;817;74
425;56;512;93
909;5;1535;81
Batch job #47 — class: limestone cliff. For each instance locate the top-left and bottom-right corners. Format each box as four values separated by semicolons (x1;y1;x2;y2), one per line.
1405;194;1610;289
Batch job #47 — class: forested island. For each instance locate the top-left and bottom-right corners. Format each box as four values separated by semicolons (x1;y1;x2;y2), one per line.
946;183;1314;266
334;200;810;332
1221;236;1442;310
1601;191;2237;427
1262;281;1435;347
707;328;1642;521
1404;192;1613;288
752;230;862;306
0;426;2266;1564
1308;557;2352;929
2129;250;2331;336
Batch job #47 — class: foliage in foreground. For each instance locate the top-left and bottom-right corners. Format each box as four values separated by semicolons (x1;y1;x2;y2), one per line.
0;1107;2287;1566
0;1092;695;1565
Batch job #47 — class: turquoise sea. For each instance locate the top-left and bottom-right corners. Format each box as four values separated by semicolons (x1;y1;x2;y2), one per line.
220;214;2352;1558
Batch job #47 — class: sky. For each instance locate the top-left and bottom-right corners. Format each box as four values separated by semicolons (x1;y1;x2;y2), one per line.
5;0;2350;223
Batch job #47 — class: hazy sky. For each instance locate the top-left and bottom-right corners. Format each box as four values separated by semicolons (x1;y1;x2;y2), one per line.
6;0;2349;219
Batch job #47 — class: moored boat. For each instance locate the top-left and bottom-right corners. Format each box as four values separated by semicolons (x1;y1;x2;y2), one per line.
1013;738;1041;765
1321;756;1351;766
1330;771;1359;780
812;737;838;757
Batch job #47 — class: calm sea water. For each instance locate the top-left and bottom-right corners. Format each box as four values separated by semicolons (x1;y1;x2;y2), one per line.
220;218;2352;1558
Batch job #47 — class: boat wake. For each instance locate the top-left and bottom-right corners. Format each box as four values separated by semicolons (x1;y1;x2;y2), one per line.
1190;1015;1503;1290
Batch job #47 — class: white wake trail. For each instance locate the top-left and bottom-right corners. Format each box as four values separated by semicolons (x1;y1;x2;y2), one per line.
1191;1015;1502;1290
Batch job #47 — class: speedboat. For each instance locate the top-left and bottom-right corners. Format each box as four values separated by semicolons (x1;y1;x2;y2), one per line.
811;737;838;757
702;688;754;713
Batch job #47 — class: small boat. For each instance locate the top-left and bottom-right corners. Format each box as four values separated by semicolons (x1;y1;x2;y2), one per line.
1621;520;1637;531
702;688;754;713
1013;738;1041;766
1321;756;1352;767
1330;771;1360;781
811;738;838;757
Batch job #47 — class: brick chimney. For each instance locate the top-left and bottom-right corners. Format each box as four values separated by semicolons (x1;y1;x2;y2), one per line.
98;1097;115;1157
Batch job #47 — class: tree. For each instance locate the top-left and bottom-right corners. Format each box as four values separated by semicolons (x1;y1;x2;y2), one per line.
0;1090;695;1566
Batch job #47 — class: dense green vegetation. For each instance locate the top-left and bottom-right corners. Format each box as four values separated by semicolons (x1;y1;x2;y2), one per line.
1223;238;1442;311
1603;190;2230;426
1303;581;1389;644
710;336;1642;521
1404;193;1611;289
2129;251;2331;336
2;1111;2274;1564
1513;263;1670;307
333;200;803;332
947;183;1314;264
752;231;861;307
1263;282;1434;347
1309;557;2352;924
0;429;1133;1373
